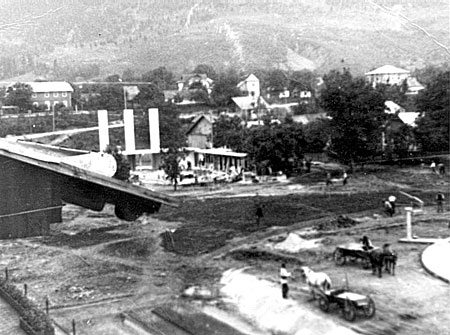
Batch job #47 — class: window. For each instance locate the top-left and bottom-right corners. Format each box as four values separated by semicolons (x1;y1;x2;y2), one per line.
62;92;67;97
32;93;37;98
44;92;50;98
53;92;59;97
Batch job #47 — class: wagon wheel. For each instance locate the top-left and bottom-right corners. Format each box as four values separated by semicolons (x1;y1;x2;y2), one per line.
333;249;346;265
318;296;330;312
363;297;376;318
343;301;357;322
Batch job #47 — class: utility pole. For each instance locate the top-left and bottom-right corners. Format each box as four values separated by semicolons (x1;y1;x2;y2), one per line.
52;104;55;132
123;86;128;110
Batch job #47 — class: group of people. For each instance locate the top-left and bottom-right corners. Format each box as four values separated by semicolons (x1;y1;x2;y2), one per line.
383;193;446;216
429;161;446;175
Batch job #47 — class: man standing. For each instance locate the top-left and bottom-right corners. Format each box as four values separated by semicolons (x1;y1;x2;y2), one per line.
326;172;333;187
342;171;348;186
280;263;292;299
436;192;445;213
384;199;394;217
388;195;397;215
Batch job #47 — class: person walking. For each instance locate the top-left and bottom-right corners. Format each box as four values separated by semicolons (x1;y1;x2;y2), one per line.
280;263;292;299
436;192;445;213
438;163;446;175
305;159;312;173
384;199;394;217
326;172;333;187
388;195;397;216
430;161;436;173
342;171;349;186
255;203;264;226
254;194;264;226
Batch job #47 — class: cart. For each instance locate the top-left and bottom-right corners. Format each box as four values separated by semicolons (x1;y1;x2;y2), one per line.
333;243;379;268
316;288;376;322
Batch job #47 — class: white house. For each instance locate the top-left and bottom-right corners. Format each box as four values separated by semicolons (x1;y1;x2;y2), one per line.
237;74;260;98
27;81;74;109
365;65;410;87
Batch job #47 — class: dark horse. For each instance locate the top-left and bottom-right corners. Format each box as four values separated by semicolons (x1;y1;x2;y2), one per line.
368;244;397;278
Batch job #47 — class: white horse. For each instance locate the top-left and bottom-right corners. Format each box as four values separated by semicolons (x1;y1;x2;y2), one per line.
301;266;332;299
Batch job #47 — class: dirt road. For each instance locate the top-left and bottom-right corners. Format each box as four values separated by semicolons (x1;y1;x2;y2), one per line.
0;166;448;334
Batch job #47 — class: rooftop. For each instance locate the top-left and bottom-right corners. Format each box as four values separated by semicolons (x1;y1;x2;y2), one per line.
365;65;410;76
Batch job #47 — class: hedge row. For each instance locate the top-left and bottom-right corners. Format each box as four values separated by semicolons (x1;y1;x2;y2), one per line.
0;280;54;334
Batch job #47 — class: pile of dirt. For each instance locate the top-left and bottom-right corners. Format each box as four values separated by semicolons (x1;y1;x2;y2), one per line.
271;233;322;253
161;227;233;256
316;215;359;231
227;248;304;266
100;237;159;259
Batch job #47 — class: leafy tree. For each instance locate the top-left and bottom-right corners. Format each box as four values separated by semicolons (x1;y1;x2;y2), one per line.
193;64;218;80
88;83;124;111
4;82;33;112
211;69;242;107
414;70;450;152
213;115;246;151
141;67;175;90
288;70;317;92
303;118;332;153
105;74;121;82
244;119;306;175
158;104;187;191
263;69;288;92
133;84;165;110
319;68;387;166
122;68;137;81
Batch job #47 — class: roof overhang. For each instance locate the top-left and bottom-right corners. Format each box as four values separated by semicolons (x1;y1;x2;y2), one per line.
0;140;179;209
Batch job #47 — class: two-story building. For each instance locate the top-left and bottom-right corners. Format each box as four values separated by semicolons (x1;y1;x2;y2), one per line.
365;65;410;86
28;81;74;109
237;74;260;98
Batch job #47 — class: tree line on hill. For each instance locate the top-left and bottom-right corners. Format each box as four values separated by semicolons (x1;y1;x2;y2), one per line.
0;65;448;176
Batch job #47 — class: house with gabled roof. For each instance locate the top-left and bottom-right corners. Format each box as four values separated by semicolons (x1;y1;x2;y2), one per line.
186;114;213;149
365;65;410;86
237;74;260;98
365;65;424;95
27;81;74;109
177;73;214;94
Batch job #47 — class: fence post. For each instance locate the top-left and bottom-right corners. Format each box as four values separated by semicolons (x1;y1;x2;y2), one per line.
5;268;8;281
72;319;76;335
24;284;27;297
45;297;49;315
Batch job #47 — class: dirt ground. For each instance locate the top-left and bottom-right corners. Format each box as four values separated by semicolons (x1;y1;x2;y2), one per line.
0;165;449;335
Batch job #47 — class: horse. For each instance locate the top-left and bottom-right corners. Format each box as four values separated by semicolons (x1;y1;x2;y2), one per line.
368;244;397;278
382;243;397;275
300;266;332;299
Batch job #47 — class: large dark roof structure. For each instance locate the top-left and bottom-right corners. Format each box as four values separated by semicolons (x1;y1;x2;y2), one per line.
0;139;178;238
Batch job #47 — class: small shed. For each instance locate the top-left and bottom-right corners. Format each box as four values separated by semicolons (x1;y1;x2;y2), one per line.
186;114;213;149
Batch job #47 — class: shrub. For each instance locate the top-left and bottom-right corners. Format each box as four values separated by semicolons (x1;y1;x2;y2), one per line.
0;280;54;333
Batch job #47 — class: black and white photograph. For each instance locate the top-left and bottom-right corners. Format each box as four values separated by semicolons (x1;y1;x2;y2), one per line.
0;1;449;334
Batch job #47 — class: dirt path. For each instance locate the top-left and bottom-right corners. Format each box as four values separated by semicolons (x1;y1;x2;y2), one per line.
1;167;448;334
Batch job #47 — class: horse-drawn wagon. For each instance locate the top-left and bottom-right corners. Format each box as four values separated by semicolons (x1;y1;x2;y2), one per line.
316;288;376;321
333;243;379;268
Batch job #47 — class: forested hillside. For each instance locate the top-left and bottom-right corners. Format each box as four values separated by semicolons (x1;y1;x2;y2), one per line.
0;0;448;80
